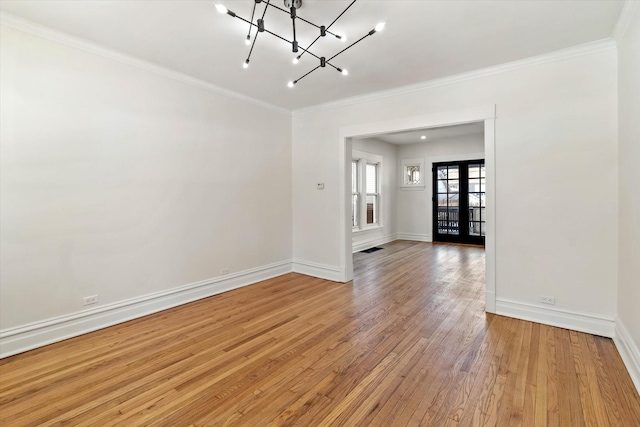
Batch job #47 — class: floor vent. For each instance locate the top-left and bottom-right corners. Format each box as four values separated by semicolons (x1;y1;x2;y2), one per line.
361;247;383;254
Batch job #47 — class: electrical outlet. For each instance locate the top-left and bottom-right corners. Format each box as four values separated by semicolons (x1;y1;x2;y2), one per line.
220;268;229;275
83;295;98;306
540;296;555;305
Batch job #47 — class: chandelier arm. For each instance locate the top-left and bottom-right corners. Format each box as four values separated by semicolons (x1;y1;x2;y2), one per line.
265;2;340;38
325;0;357;32
326;61;342;72
291;7;298;52
233;14;285;43
233;13;321;60
262;0;271;17
296;34;321;61
327;31;371;62
247;1;257;40
293;64;321;85
297;0;356;61
246;25;260;62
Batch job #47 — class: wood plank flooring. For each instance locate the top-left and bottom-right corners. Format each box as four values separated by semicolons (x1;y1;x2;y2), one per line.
1;241;639;426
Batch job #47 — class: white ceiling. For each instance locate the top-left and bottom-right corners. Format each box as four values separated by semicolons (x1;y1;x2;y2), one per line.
372;122;484;145
0;0;625;110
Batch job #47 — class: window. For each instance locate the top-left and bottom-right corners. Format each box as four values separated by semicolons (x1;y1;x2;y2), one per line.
352;151;382;231
406;166;420;185
400;158;425;189
366;163;378;224
352;160;359;228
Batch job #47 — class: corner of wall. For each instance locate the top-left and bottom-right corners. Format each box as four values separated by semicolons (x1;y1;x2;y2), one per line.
614;317;640;393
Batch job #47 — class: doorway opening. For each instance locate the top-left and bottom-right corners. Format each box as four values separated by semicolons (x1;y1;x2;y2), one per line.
339;105;497;313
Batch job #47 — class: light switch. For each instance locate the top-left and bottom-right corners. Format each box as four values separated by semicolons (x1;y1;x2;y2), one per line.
316;183;325;190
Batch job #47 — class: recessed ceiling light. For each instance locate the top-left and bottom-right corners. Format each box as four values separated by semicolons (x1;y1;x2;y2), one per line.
420;135;427;140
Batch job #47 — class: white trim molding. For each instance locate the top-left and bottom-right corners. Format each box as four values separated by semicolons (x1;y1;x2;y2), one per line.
294;40;615;116
496;298;616;338
0;13;290;116
612;1;640;44
396;233;431;242
485;291;496;313
614;318;640;394
352;233;398;253
0;260;292;359
292;259;342;282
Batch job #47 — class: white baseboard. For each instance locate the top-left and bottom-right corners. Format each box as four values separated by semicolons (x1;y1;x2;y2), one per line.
485;291;496;313
352;233;398;253
0;260;293;359
292;259;342;282
495;298;615;338
396;233;431;242
614;318;640;394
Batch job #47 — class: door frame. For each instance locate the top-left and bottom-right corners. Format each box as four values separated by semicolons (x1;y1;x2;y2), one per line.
338;105;497;313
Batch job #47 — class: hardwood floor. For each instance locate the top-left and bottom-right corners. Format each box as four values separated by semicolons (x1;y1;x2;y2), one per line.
1;241;639;426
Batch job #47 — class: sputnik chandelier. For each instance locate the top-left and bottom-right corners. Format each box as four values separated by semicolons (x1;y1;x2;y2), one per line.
214;0;385;87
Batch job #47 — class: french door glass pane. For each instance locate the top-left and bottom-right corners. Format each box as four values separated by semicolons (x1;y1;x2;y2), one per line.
469;222;481;236
437;167;448;179
437;180;447;193
448;167;459;179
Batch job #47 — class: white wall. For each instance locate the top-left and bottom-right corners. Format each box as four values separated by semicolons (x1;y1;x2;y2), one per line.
397;134;484;241
292;46;618;324
351;138;398;252
0;27;292;334
616;5;640;389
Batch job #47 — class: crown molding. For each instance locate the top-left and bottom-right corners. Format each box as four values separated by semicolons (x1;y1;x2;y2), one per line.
292;38;617;117
612;1;639;44
0;12;291;117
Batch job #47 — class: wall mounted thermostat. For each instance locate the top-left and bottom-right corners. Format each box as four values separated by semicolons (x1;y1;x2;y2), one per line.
316;183;325;190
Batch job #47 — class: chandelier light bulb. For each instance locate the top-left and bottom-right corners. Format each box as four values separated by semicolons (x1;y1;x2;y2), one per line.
336;33;347;43
375;22;386;32
288;81;295;88
245;36;251;45
420;135;427;140
215;4;228;14
292;57;299;65
341;69;349;76
243;60;249;69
